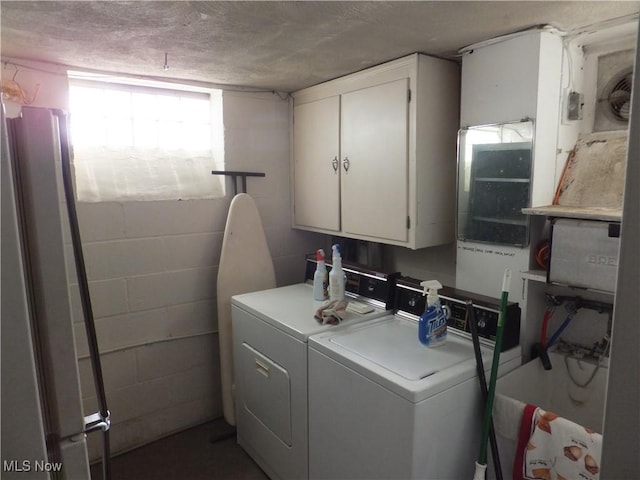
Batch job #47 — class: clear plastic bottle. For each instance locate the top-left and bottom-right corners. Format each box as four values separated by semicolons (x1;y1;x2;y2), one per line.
313;249;328;301
328;244;345;302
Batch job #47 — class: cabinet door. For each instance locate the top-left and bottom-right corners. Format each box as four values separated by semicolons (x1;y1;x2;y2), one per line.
293;96;340;231
341;78;409;242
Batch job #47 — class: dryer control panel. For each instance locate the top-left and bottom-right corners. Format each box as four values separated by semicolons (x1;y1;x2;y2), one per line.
304;256;399;310
394;277;520;351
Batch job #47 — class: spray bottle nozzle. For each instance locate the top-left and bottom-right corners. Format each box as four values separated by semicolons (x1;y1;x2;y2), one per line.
332;244;341;257
420;280;443;306
316;249;325;261
420;280;443;296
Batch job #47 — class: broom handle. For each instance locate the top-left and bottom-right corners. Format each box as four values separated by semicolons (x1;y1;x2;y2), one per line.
467;302;503;480
478;269;511;466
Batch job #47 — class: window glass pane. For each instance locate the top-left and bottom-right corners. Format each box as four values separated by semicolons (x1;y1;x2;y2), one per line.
106;118;133;147
157;95;180;120
133;119;158;148
180;97;210;123
183;123;212;150
104;90;131;118
69;81;214;152
132;92;159;120
70;86;105;117
158;121;181;149
71;114;106;146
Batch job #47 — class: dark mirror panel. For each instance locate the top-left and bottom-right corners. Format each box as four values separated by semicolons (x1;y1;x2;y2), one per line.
457;121;534;246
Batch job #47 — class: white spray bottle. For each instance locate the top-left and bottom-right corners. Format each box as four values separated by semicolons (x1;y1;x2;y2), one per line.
313;249;328;301
328;244;346;302
418;280;449;347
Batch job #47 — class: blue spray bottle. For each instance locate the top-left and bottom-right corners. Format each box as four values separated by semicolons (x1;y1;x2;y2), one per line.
418;280;449;347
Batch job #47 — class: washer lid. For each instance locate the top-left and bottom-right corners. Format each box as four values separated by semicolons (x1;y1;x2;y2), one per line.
330;317;476;380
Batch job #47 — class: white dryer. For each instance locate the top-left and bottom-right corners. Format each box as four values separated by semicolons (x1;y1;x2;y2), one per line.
231;263;397;480
307;278;522;480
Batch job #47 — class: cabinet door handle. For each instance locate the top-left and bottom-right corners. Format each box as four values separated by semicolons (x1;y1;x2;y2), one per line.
332;156;339;173
343;157;350;172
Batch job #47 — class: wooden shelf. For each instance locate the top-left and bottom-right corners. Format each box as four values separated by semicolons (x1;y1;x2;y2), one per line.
523;205;622;222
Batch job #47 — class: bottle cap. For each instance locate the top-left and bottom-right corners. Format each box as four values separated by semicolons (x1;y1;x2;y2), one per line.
420;280;442;294
420;280;443;304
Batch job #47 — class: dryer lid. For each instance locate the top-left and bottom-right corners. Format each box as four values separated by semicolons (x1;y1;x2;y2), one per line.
329;317;476;380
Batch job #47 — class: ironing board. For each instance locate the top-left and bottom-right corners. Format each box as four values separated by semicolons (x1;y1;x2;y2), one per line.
217;193;276;426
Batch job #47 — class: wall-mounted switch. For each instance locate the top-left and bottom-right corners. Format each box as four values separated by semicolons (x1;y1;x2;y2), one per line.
567;91;584;120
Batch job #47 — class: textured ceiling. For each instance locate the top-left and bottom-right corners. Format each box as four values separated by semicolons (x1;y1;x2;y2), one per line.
1;1;639;92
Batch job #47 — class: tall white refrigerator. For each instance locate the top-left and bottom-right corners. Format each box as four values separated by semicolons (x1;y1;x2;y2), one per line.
1;105;110;479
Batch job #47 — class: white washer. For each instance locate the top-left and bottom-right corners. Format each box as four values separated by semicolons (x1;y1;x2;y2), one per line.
232;266;395;480
308;281;521;480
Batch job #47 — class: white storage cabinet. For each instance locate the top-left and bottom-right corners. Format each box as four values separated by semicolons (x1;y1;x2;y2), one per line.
455;31;564;303
292;53;460;249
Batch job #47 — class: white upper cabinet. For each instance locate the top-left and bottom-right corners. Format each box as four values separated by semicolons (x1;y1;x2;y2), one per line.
341;78;409;242
293;95;340;231
292;54;460;249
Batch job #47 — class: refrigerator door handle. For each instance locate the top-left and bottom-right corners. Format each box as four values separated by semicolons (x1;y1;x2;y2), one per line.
55;110;112;480
84;410;111;433
55;109;110;418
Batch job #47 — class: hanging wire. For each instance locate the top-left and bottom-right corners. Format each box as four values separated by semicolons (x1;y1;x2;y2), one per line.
564;335;611;389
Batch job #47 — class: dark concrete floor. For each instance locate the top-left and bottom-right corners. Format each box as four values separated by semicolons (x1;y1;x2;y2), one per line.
90;419;268;480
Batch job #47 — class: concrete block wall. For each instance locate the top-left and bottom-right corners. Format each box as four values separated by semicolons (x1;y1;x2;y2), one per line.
71;91;325;460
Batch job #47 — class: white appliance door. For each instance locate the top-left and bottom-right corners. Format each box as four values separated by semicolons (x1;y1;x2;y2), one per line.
2;105;52;479
1;106;91;478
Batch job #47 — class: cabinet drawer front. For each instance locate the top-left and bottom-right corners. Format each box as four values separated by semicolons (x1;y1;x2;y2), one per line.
293;96;341;231
341;78;409;242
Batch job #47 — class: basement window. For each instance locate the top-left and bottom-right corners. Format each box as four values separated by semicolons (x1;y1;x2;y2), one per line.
68;73;225;201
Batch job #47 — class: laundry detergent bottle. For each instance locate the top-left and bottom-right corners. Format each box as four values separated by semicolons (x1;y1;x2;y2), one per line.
313;248;329;301
418;280;449;347
328;244;346;301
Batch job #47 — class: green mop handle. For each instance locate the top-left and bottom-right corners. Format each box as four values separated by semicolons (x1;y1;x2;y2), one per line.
478;269;512;467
